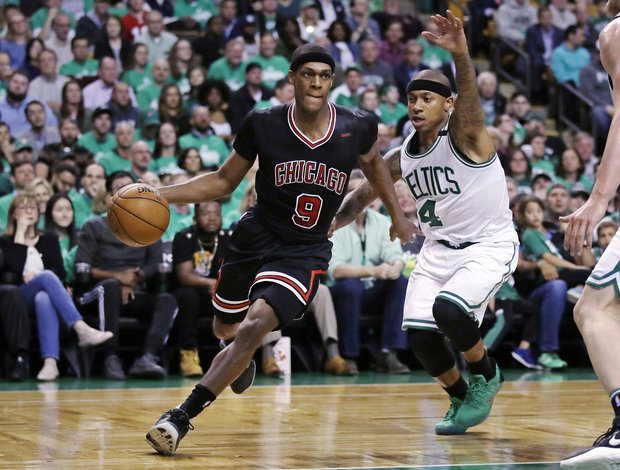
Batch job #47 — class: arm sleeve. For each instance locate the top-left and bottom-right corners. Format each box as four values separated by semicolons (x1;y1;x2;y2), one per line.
356;111;379;155
232;110;259;162
522;229;551;259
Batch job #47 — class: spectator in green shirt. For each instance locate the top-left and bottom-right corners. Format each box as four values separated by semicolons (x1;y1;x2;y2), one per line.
152;121;182;179
77;107;116;161
378;83;407;128
44;193;78;284
98;122;136;175
254;76;294;110
248;32;289;89
60;37;100;79
330;65;364;109
168;39;193;96
206;38;246;92
70;162;105;228
173;0;218;30
137;58;170;111
121;42;153;94
179;106;229;171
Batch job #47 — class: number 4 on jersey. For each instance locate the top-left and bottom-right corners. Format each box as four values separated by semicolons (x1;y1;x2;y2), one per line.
293;193;323;229
419;200;443;227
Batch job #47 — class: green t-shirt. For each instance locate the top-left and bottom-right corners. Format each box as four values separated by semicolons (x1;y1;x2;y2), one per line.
60;59;99;78
0;81;6;102
154;156;182;175
379;102;408;127
69;189;96;229
179;134;229;168
30;8;75;31
522;228;563;268
121;66;153;94
335;94;359;109
98;150;132;175
555;175;593;192
530;159;555;176
248;54;289;89
494;276;521;301
0;192;14;232
59;237;77;285
207;58;246;92
419;37;452;69
174;0;218;27
254;99;275;110
77;132;116;161
172;74;191;95
162;206;195;242
137;84;162;111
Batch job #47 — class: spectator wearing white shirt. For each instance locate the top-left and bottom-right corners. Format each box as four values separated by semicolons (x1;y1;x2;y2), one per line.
42;13;73;70
134;11;177;65
83;57;137;109
28;49;70;112
549;0;577;31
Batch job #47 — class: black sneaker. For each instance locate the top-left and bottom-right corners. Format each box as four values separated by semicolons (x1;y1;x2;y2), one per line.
146;408;193;456
230;359;256;394
104;354;126;380
561;419;620;468
10;354;29;381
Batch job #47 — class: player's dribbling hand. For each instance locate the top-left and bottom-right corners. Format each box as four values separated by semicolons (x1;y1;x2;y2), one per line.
389;216;419;244
421;10;468;55
559;197;607;256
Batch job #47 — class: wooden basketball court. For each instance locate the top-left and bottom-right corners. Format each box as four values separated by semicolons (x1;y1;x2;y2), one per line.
0;371;609;469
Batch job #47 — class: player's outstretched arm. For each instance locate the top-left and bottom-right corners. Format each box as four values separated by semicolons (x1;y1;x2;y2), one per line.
158;151;254;204
423;10;494;163
561;23;620;255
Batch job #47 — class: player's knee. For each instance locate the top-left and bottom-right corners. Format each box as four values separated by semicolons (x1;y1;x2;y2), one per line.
408;329;455;377
432;298;480;352
213;317;238;341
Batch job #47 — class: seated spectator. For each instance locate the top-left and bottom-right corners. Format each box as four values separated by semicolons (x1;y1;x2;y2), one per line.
506;148;534;190
40;118;91;170
592;220;619;262
30;0;75;37
16;100;61;160
207;39;247;92
122;0;148;42
172;0;217;32
346;0;381;43
128;140;158;181
199;79;232;142
551;25;590;87
1;192;113;381
378;84;406;129
524;6;563;99
75;171;177;379
419;19;452;69
136;110;160;148
521;131;556;174
98;122;137;176
0;70;58;137
579;43;614;153
179;106;229;171
158;84;190;136
255;76;294;109
0;282;31;381
69;162;105;228
121;43;152;95
168;39;194;96
54;80;92;133
22;38;44;81
41;13;73;70
376;122;393;156
75;0;111;47
379;18;405;66
177;146;205;178
0;51;12;95
359;87;381;122
44;192;78;283
249;32;289;90
83;57;137;110
573;131;598;182
298;0;328;42
567;182;589;214
108;81;138;130
28;50;70;113
478;71;506;126
152;122;182;177
545;182;570;225
229;63;273;134
50;164;78;194
137;58;171;111
25;177;53;227
549;0;577;31
77;107;116;161
0;160;35;232
326;19;360;71
531;171;554;201
495;0;537;46
94;15;132;75
183;65;206;112
371;0;423;39
393;40;428;102
330;65;365;109
237;15;260;61
0;10;29;69
60;37;100;79
359;38;393;89
275;16;307;60
327;171;409;373
191;16;226;69
555;148;593;192
135;11;178;66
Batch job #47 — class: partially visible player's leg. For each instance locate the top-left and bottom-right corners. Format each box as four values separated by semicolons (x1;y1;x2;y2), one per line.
146;299;278;456
561;284;620;468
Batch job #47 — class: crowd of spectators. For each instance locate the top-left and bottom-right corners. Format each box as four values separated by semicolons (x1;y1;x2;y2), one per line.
0;0;615;381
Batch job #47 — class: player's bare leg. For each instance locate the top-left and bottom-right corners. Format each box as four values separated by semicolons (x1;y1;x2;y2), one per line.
561;285;620;468
146;299;279;456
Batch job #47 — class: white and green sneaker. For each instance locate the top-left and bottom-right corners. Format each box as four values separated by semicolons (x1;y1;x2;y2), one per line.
456;364;504;428
538;352;567;370
435;396;469;435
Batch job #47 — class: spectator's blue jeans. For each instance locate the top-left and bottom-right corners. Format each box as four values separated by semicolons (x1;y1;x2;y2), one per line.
529;279;567;353
19;270;82;360
330;276;408;358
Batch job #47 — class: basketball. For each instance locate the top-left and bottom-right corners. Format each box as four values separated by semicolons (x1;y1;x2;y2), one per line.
107;183;170;247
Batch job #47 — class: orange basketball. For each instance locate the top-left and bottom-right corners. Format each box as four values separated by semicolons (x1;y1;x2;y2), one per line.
107;183;170;247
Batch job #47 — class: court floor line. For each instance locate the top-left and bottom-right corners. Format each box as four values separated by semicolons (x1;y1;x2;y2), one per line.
282;461;561;470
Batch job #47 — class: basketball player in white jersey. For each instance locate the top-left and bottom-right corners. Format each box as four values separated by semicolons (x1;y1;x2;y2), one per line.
333;11;518;435
560;1;620;467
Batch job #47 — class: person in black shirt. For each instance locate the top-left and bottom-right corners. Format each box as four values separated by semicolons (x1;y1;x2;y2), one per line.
145;43;415;456
172;200;229;378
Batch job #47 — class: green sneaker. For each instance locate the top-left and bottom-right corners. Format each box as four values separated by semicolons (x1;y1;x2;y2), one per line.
435;396;468;435
537;352;567;369
456;364;503;428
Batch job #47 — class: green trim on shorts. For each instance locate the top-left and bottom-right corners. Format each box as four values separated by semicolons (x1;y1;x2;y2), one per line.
402;319;440;331
586;260;620;298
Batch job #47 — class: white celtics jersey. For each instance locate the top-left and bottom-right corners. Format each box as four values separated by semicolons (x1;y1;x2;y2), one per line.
399;123;518;246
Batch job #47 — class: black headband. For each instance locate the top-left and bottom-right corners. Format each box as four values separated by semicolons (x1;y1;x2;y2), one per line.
406;79;451;98
290;51;335;73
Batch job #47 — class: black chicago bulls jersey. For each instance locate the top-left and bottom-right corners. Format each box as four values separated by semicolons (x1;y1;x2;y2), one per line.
233;102;378;243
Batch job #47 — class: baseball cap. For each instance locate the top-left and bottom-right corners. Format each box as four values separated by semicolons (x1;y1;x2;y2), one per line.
92;107;112;121
531;169;554;184
344;64;362;75
13;139;33;152
570;182;590;198
240;15;257;27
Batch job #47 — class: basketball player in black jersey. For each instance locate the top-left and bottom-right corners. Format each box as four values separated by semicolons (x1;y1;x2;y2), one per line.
561;1;620;467
142;44;415;456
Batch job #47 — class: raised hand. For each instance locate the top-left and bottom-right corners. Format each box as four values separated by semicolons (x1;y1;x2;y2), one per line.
421;10;468;55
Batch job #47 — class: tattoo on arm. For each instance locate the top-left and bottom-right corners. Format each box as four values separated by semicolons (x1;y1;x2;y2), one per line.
451;52;486;134
384;147;403;182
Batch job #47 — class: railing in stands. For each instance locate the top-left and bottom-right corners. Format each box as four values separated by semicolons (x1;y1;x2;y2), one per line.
492;37;531;98
556;82;597;141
